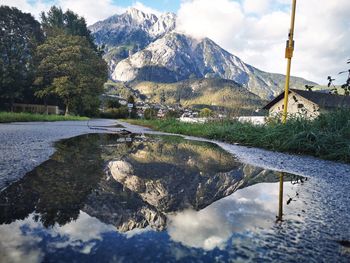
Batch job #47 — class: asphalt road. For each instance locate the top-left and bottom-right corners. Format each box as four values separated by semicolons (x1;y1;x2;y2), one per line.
0;119;122;190
1;119;350;191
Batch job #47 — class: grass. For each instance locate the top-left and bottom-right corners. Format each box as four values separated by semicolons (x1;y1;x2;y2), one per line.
126;110;350;163
0;112;89;123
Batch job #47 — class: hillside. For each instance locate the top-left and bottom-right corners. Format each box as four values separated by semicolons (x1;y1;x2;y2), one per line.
105;78;265;114
89;8;316;101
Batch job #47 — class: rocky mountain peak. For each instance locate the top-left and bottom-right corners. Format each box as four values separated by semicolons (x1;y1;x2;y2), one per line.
89;9;316;99
89;8;177;47
125;7;158;25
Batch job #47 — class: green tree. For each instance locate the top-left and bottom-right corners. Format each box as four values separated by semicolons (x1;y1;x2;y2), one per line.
35;34;107;115
127;95;138;118
0;6;44;109
127;95;135;104
41;6;97;52
165;110;180;119
144;108;158;120
160;90;166;104
106;99;121;109
199;108;214;118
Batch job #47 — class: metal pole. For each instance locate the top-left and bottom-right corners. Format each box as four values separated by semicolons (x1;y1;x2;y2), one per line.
282;0;297;124
277;172;284;221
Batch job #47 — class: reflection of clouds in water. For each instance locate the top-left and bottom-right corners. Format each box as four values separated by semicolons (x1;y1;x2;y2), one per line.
0;181;304;257
0;210;157;260
168;182;302;251
124;226;152;239
0;211;116;259
49;211;115;254
168;208;231;250
0;217;44;263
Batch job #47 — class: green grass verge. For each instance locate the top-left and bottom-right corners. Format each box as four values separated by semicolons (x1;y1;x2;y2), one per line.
0;112;89;123
125;110;350;163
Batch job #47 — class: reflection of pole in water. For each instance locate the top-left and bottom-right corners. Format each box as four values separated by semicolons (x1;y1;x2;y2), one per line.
277;172;284;221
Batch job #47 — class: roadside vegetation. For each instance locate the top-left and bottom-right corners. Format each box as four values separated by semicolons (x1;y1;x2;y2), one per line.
0;6;107;116
126;110;350;163
0;112;89;123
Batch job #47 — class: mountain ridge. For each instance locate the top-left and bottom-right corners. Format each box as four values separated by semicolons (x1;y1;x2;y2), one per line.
89;8;316;100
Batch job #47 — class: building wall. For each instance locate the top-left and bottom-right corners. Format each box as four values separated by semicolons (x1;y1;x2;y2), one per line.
269;92;320;119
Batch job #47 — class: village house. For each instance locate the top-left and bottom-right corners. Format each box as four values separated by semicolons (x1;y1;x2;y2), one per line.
263;89;350;119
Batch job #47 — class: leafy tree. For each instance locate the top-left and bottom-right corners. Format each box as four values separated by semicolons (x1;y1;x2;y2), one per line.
127;95;135;104
160;90;166;104
127;95;138;118
199;108;214;118
0;6;44;109
35;34;108;115
100;107;128;119
106;99;121;109
165;110;181;119
40;6;97;52
144;108;158;120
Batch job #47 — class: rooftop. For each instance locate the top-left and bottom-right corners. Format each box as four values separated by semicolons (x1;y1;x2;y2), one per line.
263;89;350;110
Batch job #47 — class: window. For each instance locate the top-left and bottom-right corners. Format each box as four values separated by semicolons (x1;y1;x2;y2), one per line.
297;103;304;109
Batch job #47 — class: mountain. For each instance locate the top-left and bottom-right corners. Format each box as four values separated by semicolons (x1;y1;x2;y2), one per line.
89;8;176;74
89;8;316;100
89;8;176;47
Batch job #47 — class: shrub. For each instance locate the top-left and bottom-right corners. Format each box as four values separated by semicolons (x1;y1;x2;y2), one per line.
165;110;181;119
199;108;214;117
144;108;158;120
100;107;128;119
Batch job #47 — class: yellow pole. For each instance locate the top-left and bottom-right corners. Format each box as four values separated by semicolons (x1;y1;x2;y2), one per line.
282;0;297;124
277;172;284;221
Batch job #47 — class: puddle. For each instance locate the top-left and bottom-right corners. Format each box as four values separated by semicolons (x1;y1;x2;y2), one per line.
0;134;348;262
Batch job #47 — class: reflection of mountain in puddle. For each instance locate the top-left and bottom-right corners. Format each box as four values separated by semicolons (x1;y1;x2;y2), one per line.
0;133;307;253
94;136;305;233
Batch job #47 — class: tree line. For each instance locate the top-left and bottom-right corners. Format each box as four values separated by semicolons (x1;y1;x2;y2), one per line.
0;5;108;116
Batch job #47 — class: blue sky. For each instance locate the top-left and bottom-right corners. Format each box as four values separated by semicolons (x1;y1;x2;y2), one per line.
112;0;180;13
2;0;349;84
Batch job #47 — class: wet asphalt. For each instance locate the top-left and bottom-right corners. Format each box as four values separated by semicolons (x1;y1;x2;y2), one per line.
0;119;121;190
1;119;350;191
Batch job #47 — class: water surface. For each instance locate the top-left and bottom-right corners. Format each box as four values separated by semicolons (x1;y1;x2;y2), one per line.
0;134;348;262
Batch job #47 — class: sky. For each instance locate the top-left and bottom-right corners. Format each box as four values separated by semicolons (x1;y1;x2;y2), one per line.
1;0;349;85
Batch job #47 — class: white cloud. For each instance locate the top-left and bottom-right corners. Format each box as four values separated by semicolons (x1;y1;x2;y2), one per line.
3;0;349;84
0;216;44;263
177;0;350;84
0;211;116;259
243;0;271;15
58;0;125;25
177;0;244;46
0;0;52;19
0;0;124;24
131;1;162;17
1;0;162;25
